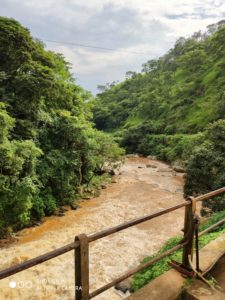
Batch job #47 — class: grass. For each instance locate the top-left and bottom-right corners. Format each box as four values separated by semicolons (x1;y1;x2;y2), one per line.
124;113;143;127
131;211;225;292
202;68;218;85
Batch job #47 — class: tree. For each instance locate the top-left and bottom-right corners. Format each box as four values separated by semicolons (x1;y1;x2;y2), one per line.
184;120;225;214
142;59;158;73
0;104;42;236
0;17;125;237
125;71;137;79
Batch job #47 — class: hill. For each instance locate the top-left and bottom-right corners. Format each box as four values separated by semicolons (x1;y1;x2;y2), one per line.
93;21;225;209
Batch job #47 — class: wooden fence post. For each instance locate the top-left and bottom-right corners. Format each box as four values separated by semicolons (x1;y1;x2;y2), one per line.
182;197;196;269
74;234;89;300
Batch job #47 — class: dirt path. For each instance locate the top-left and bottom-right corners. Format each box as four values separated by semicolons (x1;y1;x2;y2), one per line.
0;157;185;300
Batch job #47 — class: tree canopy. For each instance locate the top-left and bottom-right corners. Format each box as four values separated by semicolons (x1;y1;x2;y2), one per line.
0;17;124;237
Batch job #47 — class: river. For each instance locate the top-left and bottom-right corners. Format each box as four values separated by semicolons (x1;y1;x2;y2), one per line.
0;157;186;300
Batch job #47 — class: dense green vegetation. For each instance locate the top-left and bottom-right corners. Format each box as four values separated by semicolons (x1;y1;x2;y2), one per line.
1;17;225;239
132;210;225;291
0;17;124;237
93;20;225;212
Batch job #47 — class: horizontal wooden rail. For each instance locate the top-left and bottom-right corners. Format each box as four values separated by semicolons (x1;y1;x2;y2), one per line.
88;201;189;243
0;186;225;300
0;201;189;280
0;241;79;280
195;187;225;202
89;240;188;299
199;218;225;237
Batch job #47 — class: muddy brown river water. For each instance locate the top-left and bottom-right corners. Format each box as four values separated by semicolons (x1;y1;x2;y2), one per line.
0;157;186;300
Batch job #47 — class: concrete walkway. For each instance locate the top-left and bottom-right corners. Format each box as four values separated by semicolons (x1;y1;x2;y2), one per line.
126;233;225;300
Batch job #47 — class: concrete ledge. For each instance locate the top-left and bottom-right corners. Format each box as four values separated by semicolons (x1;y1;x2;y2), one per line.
194;233;225;272
126;233;225;300
126;269;185;300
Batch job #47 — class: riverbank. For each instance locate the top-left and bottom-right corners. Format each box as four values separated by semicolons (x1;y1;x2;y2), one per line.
0;157;185;300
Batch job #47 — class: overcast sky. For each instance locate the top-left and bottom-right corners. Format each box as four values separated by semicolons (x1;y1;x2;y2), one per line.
1;0;225;94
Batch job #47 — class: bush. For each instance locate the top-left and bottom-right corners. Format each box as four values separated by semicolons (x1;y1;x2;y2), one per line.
185;120;225;213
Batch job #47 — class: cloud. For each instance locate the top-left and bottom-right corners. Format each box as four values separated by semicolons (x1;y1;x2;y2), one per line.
1;0;224;93
165;1;225;20
165;12;219;20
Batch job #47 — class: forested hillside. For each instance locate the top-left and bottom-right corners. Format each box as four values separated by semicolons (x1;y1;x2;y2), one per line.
1;18;225;238
93;20;225;210
0;17;124;237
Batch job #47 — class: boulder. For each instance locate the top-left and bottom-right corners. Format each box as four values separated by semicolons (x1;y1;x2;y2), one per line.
59;207;69;213
115;278;132;293
33;221;42;227
126;154;139;158
70;203;80;210
146;164;157;168
147;155;157;160
54;212;65;217
173;165;185;173
109;169;116;175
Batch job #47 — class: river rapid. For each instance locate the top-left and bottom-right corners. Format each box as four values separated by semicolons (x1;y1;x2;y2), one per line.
0;157;186;300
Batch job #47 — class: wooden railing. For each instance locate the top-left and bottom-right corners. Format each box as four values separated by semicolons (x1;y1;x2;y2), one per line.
1;187;225;299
